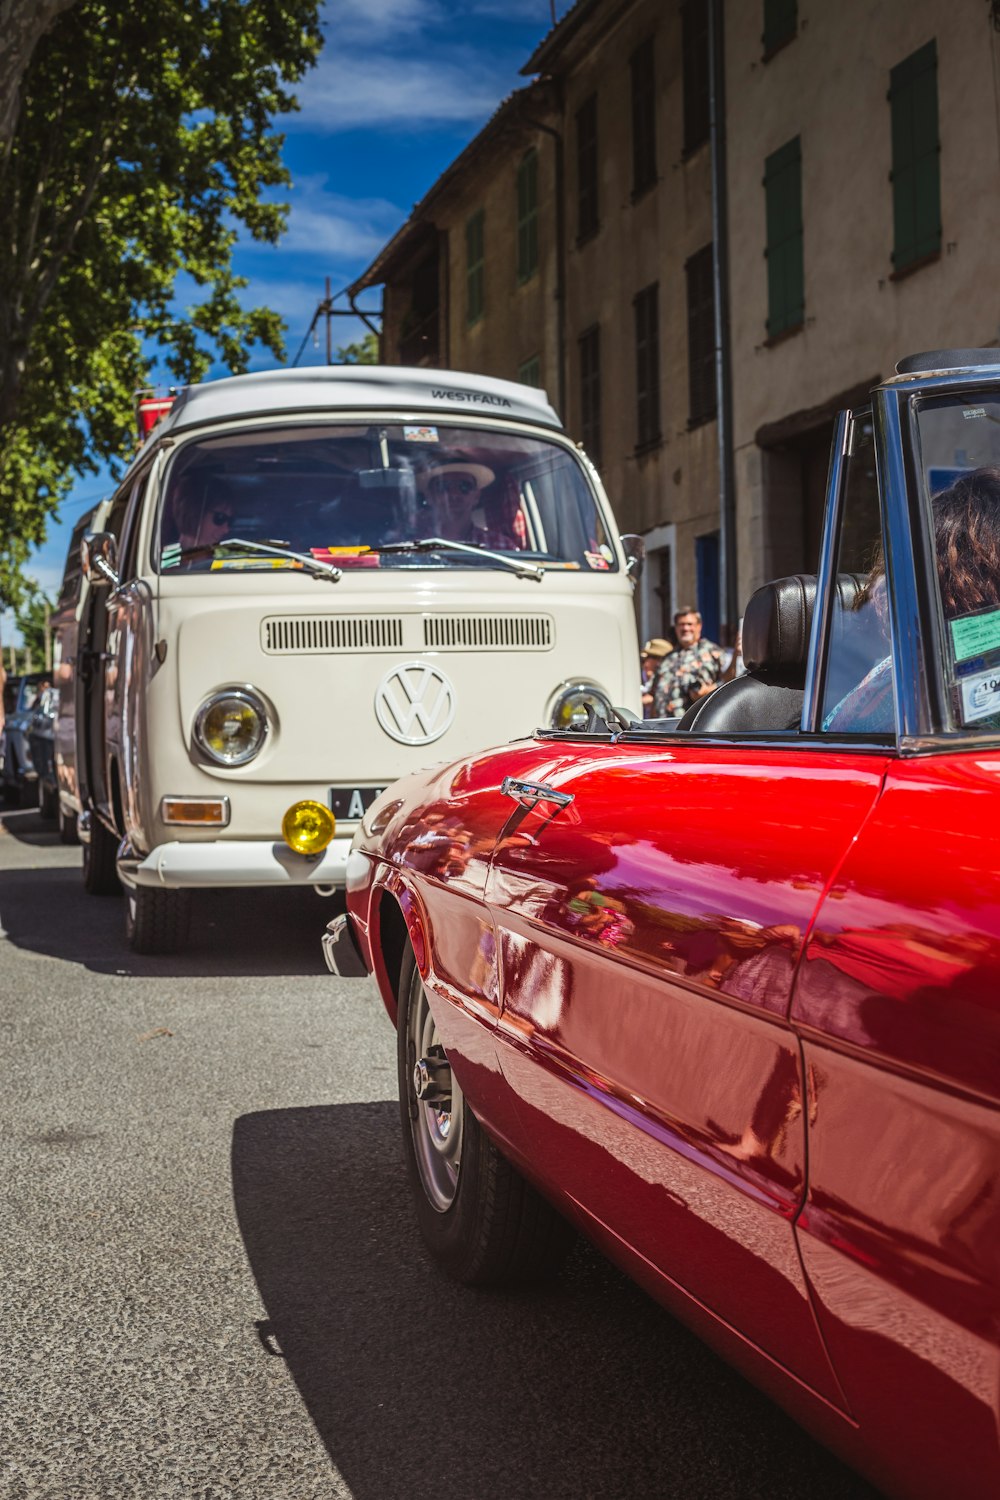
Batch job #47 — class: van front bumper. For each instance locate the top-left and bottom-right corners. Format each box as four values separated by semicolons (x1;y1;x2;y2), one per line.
119;835;354;889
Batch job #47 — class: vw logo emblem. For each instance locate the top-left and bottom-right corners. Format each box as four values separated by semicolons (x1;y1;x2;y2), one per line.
375;661;456;745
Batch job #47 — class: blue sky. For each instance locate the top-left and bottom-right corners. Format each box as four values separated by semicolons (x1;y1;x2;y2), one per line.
6;0;570;642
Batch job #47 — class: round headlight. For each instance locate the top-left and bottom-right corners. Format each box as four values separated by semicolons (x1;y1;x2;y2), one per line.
282;799;336;856
194;688;268;766
550;682;614;730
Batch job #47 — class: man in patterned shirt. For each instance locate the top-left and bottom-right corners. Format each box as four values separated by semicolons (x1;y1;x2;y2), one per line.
652;607;732;717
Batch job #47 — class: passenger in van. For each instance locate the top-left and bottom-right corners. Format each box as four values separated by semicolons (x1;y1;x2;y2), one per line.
164;474;235;563
419;462;495;544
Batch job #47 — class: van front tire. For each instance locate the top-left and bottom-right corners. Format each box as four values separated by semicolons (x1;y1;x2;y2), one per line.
125;885;191;954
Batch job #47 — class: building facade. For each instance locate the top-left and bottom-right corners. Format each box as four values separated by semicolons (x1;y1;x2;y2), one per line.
350;0;1000;646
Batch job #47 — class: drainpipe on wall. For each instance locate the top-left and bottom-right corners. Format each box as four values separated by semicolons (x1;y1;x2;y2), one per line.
708;0;738;640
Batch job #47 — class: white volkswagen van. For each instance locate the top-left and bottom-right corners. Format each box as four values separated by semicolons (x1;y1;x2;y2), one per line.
75;366;641;952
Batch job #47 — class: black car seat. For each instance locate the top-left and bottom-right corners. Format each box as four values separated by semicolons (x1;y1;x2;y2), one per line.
675;573;864;733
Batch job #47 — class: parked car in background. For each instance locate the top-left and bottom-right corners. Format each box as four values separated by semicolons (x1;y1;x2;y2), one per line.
329;351;1000;1500
0;672;48;806
72;365;641;955
28;685;58;819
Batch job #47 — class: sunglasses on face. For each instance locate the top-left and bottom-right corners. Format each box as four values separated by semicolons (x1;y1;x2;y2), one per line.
430;476;478;497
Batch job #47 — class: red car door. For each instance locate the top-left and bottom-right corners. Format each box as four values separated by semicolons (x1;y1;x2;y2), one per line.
487;737;888;1406
791;753;1000;1498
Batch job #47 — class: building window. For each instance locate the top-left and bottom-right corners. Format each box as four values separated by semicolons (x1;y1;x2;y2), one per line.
633;285;661;450
466;209;485;325
686;244;716;427
517;150;538;284
630;43;657;197
762;0;797;60
579;325;601;465
889;40;941;276
576;93;599;243
518;354;541;387
682;0;710;155
764;136;804;339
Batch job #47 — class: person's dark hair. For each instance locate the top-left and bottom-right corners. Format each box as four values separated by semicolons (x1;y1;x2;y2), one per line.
932;466;1000;618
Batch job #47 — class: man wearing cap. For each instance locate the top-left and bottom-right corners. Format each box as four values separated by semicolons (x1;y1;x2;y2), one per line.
419;462;495;543
641;637;673;717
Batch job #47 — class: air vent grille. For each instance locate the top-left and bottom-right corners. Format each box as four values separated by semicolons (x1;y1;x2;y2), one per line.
423;614;554;650
262;615;404;653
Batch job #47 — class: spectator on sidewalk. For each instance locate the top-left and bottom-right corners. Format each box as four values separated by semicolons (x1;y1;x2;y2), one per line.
652;607;735;717
640;637;673;717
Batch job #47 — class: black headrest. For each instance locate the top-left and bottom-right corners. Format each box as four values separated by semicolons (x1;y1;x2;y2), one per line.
743;574;864;675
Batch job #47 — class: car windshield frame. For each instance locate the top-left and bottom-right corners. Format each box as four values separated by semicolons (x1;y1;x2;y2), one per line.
152;418;619;578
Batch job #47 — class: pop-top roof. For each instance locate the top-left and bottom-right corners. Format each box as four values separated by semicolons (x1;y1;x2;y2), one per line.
155;365;562;440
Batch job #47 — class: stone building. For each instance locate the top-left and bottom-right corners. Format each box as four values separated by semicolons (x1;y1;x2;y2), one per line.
350;0;1000;643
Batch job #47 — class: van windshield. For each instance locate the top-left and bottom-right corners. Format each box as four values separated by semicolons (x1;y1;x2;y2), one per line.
157;423;617;575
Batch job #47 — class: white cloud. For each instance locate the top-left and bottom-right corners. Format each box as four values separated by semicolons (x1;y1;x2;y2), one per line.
294;49;511;131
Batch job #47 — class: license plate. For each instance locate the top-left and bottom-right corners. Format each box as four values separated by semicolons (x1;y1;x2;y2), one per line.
328;785;388;820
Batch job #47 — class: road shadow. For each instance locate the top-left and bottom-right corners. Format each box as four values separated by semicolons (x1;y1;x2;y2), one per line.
232;1102;880;1500
0;863;336;977
0;805;62;848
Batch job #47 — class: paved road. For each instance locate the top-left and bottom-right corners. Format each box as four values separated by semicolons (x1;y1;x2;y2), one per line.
0;808;878;1500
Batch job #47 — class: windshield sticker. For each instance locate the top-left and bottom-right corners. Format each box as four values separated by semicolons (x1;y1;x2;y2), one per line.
584;550;610;571
963;408;987;420
404;425;438;442
311;547;379;568
950;609;1000;661
959;669;1000;723
210;557;303;572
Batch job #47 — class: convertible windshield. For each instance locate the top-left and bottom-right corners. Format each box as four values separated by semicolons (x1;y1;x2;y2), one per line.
914;394;1000;732
156;423;616;576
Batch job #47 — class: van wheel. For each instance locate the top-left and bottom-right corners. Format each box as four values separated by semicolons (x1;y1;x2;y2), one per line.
58;804;79;844
397;945;573;1286
82;817;121;895
125;885;191;954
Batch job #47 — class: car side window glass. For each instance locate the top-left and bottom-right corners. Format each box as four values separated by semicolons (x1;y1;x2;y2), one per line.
117;471;149;582
820;416;897;735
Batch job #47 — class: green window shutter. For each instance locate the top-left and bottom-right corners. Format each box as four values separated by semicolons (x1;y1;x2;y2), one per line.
466;209;485;324
764;136;804;337
890;40;940;272
517;150;538;283
762;0;797;58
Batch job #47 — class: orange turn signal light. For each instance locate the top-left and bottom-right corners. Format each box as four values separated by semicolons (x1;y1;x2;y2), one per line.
161;797;230;827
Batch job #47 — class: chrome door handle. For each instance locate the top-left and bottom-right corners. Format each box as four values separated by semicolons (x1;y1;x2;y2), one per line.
500;776;574;810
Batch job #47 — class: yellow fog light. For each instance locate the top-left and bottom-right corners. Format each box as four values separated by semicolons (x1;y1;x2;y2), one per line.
281;799;336;857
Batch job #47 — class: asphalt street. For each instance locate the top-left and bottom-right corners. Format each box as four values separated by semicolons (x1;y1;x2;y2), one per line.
0;807;879;1500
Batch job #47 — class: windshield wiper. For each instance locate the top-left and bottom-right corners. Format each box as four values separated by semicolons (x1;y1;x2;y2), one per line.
372;538;544;582
164;537;342;583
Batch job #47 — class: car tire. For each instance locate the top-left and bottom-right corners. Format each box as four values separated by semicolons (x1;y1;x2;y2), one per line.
82;816;121;896
58;804;79;844
397;945;572;1287
124;885;191;955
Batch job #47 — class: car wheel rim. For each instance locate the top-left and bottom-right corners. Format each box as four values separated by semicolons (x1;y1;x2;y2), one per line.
407;970;463;1212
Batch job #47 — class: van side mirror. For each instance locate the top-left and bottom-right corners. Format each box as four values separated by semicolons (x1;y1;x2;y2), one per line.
81;532;121;590
620;534;645;581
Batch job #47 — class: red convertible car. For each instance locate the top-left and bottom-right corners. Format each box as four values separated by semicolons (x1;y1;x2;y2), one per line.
325;351;1000;1500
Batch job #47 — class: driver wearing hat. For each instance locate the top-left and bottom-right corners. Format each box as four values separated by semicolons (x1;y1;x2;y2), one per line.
419;461;495;543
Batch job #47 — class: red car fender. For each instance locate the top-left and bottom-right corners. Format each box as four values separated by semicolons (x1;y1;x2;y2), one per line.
366;866;428;1025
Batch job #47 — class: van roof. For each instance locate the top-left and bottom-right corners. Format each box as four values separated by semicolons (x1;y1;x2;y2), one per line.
157;365;563;439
